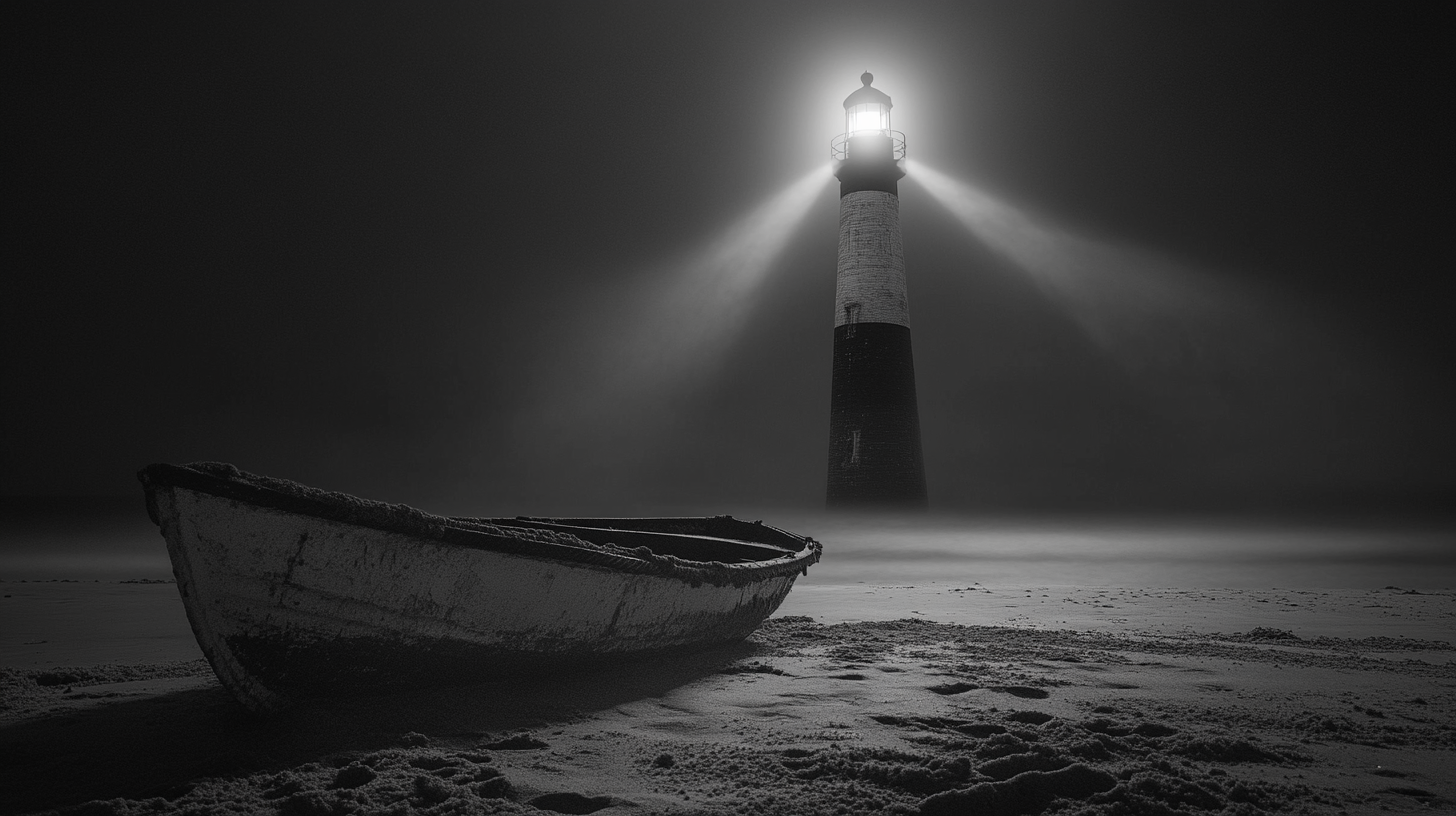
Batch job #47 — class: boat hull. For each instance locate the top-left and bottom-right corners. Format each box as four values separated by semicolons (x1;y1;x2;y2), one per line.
141;465;818;712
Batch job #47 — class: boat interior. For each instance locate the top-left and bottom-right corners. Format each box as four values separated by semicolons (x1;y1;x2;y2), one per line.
484;517;804;564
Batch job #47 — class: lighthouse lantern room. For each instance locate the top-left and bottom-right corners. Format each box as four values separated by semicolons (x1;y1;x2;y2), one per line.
831;72;907;165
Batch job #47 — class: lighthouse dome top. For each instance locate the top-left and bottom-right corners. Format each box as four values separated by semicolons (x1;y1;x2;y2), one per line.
831;72;905;163
843;72;892;110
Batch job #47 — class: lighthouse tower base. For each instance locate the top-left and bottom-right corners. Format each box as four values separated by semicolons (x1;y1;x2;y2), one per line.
826;321;927;508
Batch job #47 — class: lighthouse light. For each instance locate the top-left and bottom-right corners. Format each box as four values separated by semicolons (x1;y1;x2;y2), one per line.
847;103;889;136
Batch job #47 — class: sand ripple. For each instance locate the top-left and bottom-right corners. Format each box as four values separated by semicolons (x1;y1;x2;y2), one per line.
3;617;1453;815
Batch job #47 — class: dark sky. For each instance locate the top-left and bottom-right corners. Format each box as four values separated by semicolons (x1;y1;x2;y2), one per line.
7;1;1453;516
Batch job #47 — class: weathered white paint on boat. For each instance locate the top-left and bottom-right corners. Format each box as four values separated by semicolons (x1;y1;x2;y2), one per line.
141;463;819;713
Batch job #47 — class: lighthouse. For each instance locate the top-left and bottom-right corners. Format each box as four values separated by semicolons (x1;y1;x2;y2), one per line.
826;73;928;509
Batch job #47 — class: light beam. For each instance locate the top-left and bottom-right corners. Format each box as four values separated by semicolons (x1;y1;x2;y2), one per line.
902;160;1432;504
506;165;832;507
905;158;1248;373
615;163;833;386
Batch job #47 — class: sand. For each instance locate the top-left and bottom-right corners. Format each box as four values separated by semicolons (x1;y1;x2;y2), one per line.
2;581;1454;815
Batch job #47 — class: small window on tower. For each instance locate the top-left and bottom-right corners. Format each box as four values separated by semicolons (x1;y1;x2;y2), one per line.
849;429;861;465
844;303;860;337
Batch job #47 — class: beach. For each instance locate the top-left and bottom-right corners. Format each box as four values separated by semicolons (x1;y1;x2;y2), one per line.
2;576;1453;815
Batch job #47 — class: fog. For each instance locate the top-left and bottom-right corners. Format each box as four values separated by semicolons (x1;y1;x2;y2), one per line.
4;500;1451;590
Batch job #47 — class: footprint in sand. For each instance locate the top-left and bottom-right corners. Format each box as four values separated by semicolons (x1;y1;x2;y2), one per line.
924;683;1050;698
720;661;792;676
1004;710;1056;725
991;686;1050;699
478;734;549;750
527;792;633;814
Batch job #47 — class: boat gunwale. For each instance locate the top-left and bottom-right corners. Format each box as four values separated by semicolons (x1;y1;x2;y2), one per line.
139;462;821;587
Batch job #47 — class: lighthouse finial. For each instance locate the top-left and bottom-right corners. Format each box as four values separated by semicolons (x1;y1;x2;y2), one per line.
861;71;873;87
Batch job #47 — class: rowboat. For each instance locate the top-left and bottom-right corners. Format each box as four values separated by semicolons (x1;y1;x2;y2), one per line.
137;462;821;713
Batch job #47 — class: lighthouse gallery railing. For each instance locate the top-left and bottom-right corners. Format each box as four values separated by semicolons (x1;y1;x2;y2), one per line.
830;130;907;162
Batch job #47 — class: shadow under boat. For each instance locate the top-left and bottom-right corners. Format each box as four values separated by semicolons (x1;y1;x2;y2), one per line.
0;638;758;814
